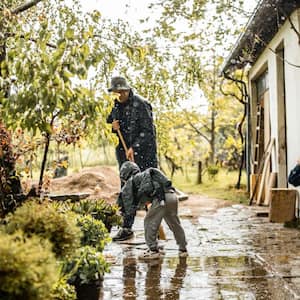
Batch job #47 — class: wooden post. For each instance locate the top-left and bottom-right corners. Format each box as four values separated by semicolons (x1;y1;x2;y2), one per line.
250;174;258;202
197;161;202;184
269;188;297;223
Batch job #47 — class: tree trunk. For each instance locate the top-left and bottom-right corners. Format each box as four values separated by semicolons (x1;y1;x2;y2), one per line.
236;150;244;189
38;133;51;194
210;108;215;164
197;161;202;184
79;145;84;169
210;51;216;164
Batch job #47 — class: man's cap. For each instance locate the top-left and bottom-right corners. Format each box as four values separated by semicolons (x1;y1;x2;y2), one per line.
108;76;131;92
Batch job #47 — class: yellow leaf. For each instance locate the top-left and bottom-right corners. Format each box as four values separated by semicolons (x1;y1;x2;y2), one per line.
61;160;68;168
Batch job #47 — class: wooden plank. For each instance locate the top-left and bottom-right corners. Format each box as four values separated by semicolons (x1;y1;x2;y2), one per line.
249;138;274;205
48;192;90;201
263;172;277;206
276;48;287;187
256;138;274;205
250;173;258;202
262;90;271;203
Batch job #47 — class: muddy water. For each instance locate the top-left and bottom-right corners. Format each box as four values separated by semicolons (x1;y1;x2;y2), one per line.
101;204;300;300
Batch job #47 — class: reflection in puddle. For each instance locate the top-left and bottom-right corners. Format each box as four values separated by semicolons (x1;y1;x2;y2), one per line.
102;255;289;300
101;206;300;300
144;257;187;300
114;256;188;300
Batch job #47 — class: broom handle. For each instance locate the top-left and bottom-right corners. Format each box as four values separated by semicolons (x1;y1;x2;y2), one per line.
117;128;129;153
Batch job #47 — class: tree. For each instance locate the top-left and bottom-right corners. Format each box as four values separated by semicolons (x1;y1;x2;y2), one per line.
0;0;137;193
143;0;256;180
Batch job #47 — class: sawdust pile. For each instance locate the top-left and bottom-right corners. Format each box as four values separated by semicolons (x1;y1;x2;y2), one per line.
49;166;120;203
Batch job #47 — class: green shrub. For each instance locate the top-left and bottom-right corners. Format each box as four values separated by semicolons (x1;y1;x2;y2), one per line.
5;200;82;257
51;277;76;300
207;164;219;180
77;215;111;251
0;231;59;300
63;246;110;286
71;199;122;231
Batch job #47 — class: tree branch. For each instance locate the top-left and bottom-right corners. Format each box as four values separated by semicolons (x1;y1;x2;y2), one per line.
220;77;243;103
188;121;210;143
222;72;247;105
287;14;300;44
11;0;43;15
277;5;300;44
5;32;56;49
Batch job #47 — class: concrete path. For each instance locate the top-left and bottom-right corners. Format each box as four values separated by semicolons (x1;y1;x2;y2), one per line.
102;195;300;300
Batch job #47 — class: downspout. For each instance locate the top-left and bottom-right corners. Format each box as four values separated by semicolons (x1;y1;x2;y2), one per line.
246;75;251;193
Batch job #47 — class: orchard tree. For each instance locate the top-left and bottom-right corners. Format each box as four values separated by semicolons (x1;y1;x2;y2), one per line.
141;0;256;180
0;0;139;193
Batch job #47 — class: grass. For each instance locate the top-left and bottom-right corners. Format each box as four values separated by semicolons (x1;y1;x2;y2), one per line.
171;167;249;204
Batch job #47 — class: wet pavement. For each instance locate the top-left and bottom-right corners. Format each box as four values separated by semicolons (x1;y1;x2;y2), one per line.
102;196;300;300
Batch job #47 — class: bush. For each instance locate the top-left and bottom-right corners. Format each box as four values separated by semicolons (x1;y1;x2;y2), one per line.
71;199;122;231
51;277;76;300
77;215;111;251
0;231;59;300
5;200;82;257
62;246;110;286
207;165;219;180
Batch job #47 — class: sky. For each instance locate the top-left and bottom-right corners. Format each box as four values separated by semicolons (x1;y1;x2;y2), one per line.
80;0;156;23
79;0;258;31
74;0;258;110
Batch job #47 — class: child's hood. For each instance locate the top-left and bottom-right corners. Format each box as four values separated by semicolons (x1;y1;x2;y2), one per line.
120;161;141;181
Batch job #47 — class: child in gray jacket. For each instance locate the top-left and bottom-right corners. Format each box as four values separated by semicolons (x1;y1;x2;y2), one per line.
116;161;188;260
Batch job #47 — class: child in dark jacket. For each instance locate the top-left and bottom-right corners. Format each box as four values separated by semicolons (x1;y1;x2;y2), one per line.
115;161;188;260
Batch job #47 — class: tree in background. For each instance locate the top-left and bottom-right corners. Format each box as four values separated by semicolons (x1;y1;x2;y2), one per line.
0;0;140;193
138;0;255;179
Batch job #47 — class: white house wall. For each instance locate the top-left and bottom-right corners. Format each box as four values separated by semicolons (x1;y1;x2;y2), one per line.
249;9;300;178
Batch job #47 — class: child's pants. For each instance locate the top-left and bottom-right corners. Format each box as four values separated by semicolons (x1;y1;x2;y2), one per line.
144;191;187;251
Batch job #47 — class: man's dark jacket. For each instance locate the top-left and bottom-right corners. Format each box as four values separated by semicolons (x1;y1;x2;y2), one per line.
107;90;157;171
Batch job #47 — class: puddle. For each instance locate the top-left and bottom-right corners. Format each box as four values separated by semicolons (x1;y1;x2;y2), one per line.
102;254;290;300
98;204;300;300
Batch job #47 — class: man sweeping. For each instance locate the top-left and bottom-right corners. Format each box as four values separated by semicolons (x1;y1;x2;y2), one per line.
106;76;158;241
